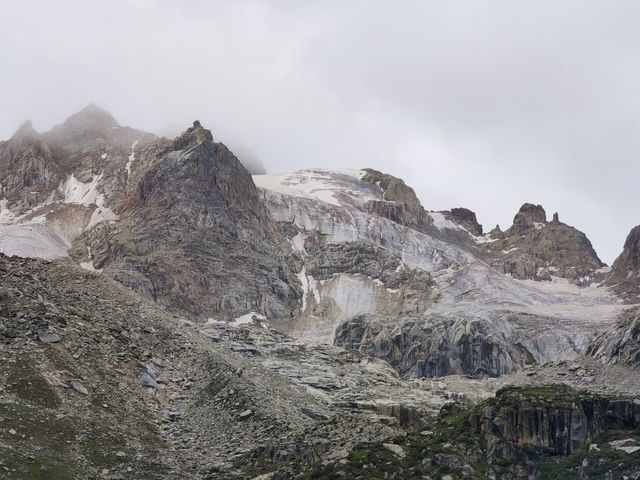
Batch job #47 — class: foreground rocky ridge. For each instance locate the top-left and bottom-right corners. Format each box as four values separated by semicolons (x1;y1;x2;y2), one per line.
302;385;640;480
0;253;493;479
2;252;638;479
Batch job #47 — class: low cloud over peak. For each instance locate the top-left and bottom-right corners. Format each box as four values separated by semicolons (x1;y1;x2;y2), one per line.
1;0;639;263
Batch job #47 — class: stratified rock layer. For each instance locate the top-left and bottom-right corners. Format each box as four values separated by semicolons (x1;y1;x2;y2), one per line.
74;121;301;319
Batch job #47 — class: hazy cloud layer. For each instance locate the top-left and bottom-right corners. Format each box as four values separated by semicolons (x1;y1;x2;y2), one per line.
1;0;639;263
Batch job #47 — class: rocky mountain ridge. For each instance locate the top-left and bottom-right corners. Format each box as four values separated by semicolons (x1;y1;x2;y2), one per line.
1;106;639;478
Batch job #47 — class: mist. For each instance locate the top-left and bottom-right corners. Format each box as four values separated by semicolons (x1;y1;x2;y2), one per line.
2;0;639;263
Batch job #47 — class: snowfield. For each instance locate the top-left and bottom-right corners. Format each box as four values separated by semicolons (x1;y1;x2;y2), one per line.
253;169;380;208
256;169;628;362
0;173;117;259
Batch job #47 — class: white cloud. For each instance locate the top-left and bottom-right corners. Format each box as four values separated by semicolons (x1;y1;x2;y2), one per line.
1;0;638;263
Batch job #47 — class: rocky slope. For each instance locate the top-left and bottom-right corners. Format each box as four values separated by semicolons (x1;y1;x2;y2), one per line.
0;252;497;479
1;106;639;479
302;385;640;480
480;203;607;284
606;224;640;302
254;169;624;378
71;121;301;319
0;108;302;320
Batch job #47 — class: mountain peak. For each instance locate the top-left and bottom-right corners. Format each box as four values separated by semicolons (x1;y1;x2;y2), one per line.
58;103;119;133
10;120;39;141
172;120;214;150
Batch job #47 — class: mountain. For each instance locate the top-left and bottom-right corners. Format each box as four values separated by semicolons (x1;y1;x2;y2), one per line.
479;203;606;284
0;106;639;479
588;224;640;367
254;169;622;377
70;120;301;319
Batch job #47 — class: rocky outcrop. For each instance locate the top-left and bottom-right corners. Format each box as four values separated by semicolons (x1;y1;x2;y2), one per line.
445;207;483;236
361;168;433;230
73;121;301;320
302;385;640;480
511;203;546;233
0;121;63;210
469;385;640;463
483;203;605;284
334;314;538;378
605;225;640;302
613;225;640;273
304;238;436;314
589;306;640;367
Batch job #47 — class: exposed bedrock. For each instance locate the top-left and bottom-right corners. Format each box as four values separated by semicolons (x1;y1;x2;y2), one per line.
483;202;605;284
334;314;540;378
589;306;640;368
469;385;640;463
73;121;302;320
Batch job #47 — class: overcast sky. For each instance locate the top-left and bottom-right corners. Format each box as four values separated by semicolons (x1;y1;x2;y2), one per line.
2;0;639;263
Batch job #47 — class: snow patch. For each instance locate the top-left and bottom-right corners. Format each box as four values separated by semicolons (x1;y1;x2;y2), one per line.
297;266;321;312
125;140;139;177
0;198;15;223
79;246;102;272
0;223;68;259
63;174;103;206
290;232;307;254
88;202;118;229
474;234;499;244
231;311;266;327
428;212;465;232
336;168;367;179
206;318;225;325
253;169;380;207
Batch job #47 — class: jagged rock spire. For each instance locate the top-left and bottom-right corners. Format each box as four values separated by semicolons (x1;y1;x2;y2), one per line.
173;120;214;150
513;203;546;226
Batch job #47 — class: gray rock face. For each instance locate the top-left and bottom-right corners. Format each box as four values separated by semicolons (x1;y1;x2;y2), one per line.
334;314;537;378
588;225;640;367
469;385;640;463
0;122;63;211
445;207;483;236
589;306;640;367
512;203;546;233
139;372;159;389
361;168;433;230
304;238;436;314
73;121;301;320
614;225;640;273
482;203;605;284
606;225;640;301
37;331;62;343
